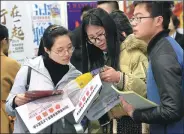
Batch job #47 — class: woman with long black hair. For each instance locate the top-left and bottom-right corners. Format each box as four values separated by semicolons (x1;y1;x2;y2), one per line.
81;8;120;133
81;8;148;134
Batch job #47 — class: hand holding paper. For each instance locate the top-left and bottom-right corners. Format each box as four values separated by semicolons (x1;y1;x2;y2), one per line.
16;96;75;133
86;85;158;121
120;97;134;117
14;94;32;106
100;65;120;83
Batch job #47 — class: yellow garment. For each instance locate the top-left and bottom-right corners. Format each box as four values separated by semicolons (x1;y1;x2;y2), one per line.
108;34;148;118
1;52;20;133
1;104;10;133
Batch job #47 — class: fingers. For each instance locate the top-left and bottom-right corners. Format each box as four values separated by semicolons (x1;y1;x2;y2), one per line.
100;70;118;83
120;97;134;117
120;97;134;109
16;99;28;106
100;72;112;83
102;77;111;82
100;72;108;79
15;94;32;106
17;94;31;101
24;93;36;98
103;65;112;71
120;96;128;105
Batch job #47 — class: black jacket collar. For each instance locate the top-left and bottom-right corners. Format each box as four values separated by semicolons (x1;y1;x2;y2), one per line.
147;30;170;55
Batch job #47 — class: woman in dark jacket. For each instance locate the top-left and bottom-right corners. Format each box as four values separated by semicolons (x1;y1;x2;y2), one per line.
81;8;120;133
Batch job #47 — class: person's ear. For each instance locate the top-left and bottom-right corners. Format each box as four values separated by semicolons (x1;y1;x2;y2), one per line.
44;47;50;55
155;16;163;27
1;38;7;45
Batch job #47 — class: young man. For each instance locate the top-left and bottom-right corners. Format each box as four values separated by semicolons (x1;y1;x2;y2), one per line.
0;24;20;133
121;1;184;134
71;5;92;72
97;1;119;13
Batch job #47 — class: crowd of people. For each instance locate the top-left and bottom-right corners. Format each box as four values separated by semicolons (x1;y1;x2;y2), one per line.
1;1;183;134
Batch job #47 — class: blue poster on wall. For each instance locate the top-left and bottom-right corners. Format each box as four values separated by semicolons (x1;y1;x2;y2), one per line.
31;3;61;47
67;2;96;31
32;3;52;46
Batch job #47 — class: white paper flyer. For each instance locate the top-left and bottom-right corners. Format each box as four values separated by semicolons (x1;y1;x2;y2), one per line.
73;74;102;123
16;95;75;133
86;82;120;120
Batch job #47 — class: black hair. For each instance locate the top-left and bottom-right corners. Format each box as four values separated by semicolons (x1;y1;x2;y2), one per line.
81;5;93;15
81;8;120;73
0;24;9;42
38;25;71;56
110;10;133;42
97;1;119;10
133;1;174;30
37;37;44;56
171;14;180;29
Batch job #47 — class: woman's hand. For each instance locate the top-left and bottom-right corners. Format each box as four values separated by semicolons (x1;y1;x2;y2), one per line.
14;94;32;106
100;65;120;83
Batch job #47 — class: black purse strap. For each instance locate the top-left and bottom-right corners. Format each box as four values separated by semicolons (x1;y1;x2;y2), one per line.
25;66;32;91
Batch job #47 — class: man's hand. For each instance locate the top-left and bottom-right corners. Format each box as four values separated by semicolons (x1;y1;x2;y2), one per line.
100;65;120;83
120;97;135;118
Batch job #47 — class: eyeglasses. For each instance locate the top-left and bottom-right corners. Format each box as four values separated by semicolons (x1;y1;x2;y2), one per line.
87;33;106;44
129;16;153;24
51;47;75;56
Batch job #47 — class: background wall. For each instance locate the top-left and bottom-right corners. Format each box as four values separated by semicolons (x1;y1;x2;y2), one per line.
123;0;183;33
1;1;183;64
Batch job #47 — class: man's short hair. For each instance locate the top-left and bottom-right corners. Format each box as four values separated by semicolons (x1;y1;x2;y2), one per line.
110;10;133;36
81;5;93;14
97;1;119;10
0;24;9;42
133;1;174;30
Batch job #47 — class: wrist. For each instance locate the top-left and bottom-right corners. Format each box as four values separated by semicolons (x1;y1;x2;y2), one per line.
116;71;121;83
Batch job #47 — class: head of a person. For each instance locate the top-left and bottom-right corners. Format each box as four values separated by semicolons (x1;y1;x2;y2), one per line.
41;25;73;65
0;24;9;56
131;1;174;42
97;1;119;14
169;14;180;31
110;10;133;42
81;8;120;73
80;5;93;21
